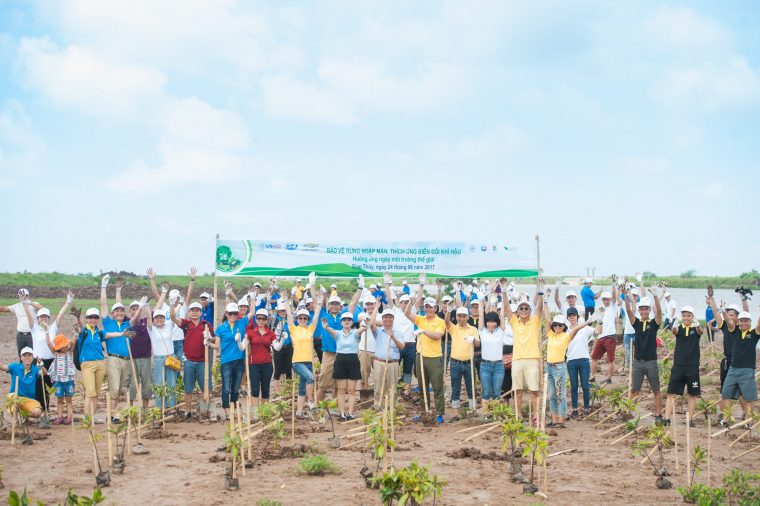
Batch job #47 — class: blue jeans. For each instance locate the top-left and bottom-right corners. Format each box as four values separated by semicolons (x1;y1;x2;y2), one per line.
449;359;473;405
479;360;504;401
400;341;416;384
547;362;568;417
173;340;185;366
293;362;314;397
221;359;245;409
152;356;178;408
623;334;635;369
567;358;590;410
249;362;274;399
183;360;212;394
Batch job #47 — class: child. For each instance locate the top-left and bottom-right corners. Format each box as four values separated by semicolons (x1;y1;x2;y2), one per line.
1;347;45;419
46;334;76;425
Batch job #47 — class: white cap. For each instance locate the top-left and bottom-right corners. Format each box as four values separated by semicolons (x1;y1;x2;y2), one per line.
380;309;394;317
363;297;377;305
296;278;302;282
188;302;202;310
469;299;480;306
565;291;577;298
399;294;411;302
631;288;639;295
304;297;313;304
237;298;250;307
20;346;34;356
423;297;437;307
199;292;211;299
253;282;262;288
664;292;671;298
551;315;567;326
276;302;286;311
456;307;469;316
402;280;407;285
169;289;180;299
37;308;51;318
680;305;695;316
517;300;531;310
152;309;166;319
255;308;269;317
601;291;612;299
441;295;453;303
726;304;741;313
328;295;342;304
111;302;125;311
638;297;652;308
341;312;355;320
738;311;752;320
225;302;239;313
584;277;593;284
129;300;140;308
370;284;378;290
85;308;100;317
295;308;310;317
330;283;337;288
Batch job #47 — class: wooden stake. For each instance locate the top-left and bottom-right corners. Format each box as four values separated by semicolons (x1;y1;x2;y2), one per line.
470;341;477;412
126;342;141;444
499;388;514;400
11;381;18;445
390;386;395;469
686;412;691;486
600;413;652;437
161;366;166;431
541;374;548;429
456;421;499;433
291;371;295;444
711;418;751;438
106;392;113;469
673;402;679;474
627;341;634;399
126;390;131;457
462;423;499;443
594;409;620;429
548;448;576;458
203;331;210;403
419;354;429;413
382;394;389;473
640;445;658;465
230;402;236;480
236;404;245;477
730;444;760;461
707;418;711;486
611;427;641;445
728;419;760;448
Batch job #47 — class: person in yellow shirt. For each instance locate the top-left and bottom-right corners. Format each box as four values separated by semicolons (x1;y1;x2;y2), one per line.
503;278;545;425
542;296;592;428
404;273;446;423
444;306;480;411
283;274;319;419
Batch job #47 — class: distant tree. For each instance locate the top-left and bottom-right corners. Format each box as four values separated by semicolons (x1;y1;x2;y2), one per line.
739;269;760;286
642;271;657;279
680;269;697;278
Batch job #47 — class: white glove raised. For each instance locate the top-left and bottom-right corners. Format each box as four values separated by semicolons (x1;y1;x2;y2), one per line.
18;288;30;298
203;336;211;346
225;287;233;296
139;296;148;308
414;329;425;337
169;295;178;305
465;335;475;344
320;285;327;294
308;272;316;286
234;332;241;341
66;291;75;304
101;274;110;288
357;274;365;289
383;272;392;285
419;273;426;285
272;338;284;351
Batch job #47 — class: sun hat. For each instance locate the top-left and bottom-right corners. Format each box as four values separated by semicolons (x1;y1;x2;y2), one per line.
225;303;239;313
85;308;100;317
53;334;70;352
200;292;211;299
20;346;34;356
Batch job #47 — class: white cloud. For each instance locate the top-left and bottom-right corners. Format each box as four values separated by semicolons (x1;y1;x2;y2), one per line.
427;125;526;163
260;76;356;125
106;97;249;192
0;100;43;184
16;37;166;118
645;6;729;51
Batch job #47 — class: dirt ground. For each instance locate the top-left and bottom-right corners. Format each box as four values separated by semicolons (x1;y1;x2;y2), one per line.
1;314;758;505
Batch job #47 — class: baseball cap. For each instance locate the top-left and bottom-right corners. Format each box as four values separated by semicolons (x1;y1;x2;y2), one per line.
638;297;652;308
129;300;140;308
469;299;480;306
152;309;166;319
295;308;310;317
255;308;269;317
456;307;469;316
330;283;337;288
237;298;250;307
441;295;453;303
381;309;394;317
225;302;239;313
565;291;577;298
584;277;593;284
85;308;100;317
738;311;752;320
726;304;741;314
37;308;51;318
601;291;612;299
423;297;437;307
341;312;355;320
664;292;671;298
111;302;125;311
200;292;211;299
680;305;695;316
566;307;579;317
276;302;286;311
20;346;34;356
402;280;407;285
399;294;411;302
552;315;567;326
328;295;342;304
304;297;313;304
253;282;262;288
370;284;378;290
631;288;639;295
517;301;531;310
188;302;202;310
363;297;376;305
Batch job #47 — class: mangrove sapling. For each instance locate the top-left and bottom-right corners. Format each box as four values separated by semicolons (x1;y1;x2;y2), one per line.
4;394;32;445
81;415;110;488
295;455;342;476
500;417;527;478
722;468;760;505
371;461;446;506
368;421;396;475
107;421;128;473
144;407;162;430
63;487;106;506
6;488;43;506
634;425;673;489
361;409;378;469
269;419;286;451
150;383;170;430
317;399;340;448
519;427;548;495
223;422;242;490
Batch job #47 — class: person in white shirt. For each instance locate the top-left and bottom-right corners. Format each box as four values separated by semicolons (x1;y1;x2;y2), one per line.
553;286;585;322
149;309;179;409
565;307;598;417
663;292;677;327
589;276;619;385
1;289;43;357
477;300;510;411
621;287;640;373
382;275;417;396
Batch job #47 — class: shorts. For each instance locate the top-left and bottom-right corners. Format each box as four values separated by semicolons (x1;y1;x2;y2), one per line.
591;336;617;362
55;380;75;398
667;365;700;396
184;359;212;394
511;358;540;391
318;351;336;389
7;395;42;416
273;345;293;379
129;357;153;401
631;359;660;392
333;353;362;381
81;360;106;398
721;367;758;401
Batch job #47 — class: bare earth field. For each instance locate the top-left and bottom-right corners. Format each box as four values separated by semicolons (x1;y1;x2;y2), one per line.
1;314;758;505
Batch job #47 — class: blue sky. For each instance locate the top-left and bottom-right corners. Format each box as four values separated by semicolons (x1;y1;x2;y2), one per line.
1;1;758;277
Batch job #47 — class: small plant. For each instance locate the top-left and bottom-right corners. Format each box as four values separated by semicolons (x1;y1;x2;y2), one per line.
500;417;526;476
696;399;718;422
617;397;638;421
486;400;514;423
144;407;163;429
368;420;396;474
107;420;128;473
316;399;338;437
519;427;548;494
676;482;726;505
676;445;708;501
723;469;760;505
3;394;31;443
80;415;110;488
295;455;341;476
256;500;282;506
7;488;43;506
269;419;286;451
63;488;106;506
634;424;673;488
372;461;446;505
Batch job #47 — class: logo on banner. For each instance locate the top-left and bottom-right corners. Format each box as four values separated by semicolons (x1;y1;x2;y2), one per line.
286;243;298;250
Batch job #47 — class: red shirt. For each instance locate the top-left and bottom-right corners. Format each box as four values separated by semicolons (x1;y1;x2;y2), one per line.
180;318;215;362
246;323;276;365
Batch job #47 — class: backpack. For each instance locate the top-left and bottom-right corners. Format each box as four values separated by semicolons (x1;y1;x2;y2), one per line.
73;327;103;371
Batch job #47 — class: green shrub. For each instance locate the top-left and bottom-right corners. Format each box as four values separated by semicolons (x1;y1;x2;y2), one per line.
295;455;341;476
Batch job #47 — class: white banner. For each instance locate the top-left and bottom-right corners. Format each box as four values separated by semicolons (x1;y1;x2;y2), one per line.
216;239;537;278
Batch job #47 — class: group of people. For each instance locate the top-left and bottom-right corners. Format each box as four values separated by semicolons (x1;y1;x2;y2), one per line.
2;271;758;432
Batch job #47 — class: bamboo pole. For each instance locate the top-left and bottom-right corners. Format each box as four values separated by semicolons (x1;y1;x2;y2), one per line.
462;423;499;443
600;413;652;437
106;392;113;469
470;339;477;412
291;371;295;444
640;445;658;465
241;419;279;442
541;372;547;493
230;402;236;480
390;386;396;469
126;342;141;444
499;388;514;400
627;342;634;398
126;390;131;458
594;409;620;428
707;418;711;486
419;353;429;413
711;418;750;438
728;419;760;448
673;402;679;474
382;394;389;473
686;412;691;486
548;448;576;458
11;381;18;445
161;366;166;431
455;421;499;433
236;404;245;477
730;444;760;461
611;427;641;445
203;331;210;404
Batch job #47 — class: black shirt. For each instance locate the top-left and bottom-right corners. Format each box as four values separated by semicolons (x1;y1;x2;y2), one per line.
721;321;741;363
633;318;660;361
729;329;760;370
673;324;701;368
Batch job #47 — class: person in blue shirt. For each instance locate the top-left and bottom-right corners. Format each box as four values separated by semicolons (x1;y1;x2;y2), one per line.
321;313;364;420
402;281;411;296
2;347;45;418
211;302;248;420
199;292;215;325
705;300;717;342
580;278;601;320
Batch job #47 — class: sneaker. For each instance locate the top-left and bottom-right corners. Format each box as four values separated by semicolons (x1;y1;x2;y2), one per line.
307;400;315;411
589;377;596;383
602;379;612;385
661;418;671;426
337;414;348;422
411;415;422;422
39;416;51;429
436;415;445;424
111;416;121;425
93;416;105;425
295;412;306;420
570;410;579;419
63;417;72;425
689;420;696;428
181;411;192;421
718;418;728;428
52;417;64;425
346;414;356;421
583;408;590;416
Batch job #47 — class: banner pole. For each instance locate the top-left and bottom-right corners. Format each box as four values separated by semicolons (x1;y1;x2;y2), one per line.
535;234;541;276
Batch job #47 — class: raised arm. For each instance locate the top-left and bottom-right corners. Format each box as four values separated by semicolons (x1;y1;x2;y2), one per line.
55;290;75;327
554;286;562;311
652;286;663;325
20;295;34;328
535;278;545;321
147;268;160;302
707;286;723;328
320;317;337;338
369;301;380;334
185;267;197;305
435;278;444;306
154;282;168;310
169;302;183;326
741;295;750;313
100;274;110;317
383;272;395;309
624;288;637;326
347;275;365;313
542;289;552;329
283;294;295;329
611;274;618;303
568;320;590;338
444;303;453;329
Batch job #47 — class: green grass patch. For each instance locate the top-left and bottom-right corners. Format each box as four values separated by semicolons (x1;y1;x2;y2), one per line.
294;455;341;476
